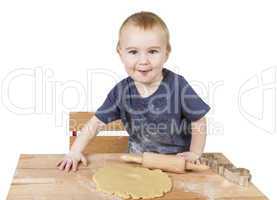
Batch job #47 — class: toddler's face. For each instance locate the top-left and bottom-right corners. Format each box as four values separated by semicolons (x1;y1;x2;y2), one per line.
118;24;169;85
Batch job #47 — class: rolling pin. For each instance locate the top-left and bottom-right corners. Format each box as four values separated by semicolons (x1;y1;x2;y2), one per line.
120;152;209;174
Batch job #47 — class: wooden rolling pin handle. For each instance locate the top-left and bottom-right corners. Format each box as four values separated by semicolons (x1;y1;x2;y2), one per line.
142;152;185;173
120;154;143;164
120;153;209;173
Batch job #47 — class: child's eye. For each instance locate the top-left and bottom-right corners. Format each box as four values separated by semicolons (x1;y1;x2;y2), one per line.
149;50;159;54
128;50;138;55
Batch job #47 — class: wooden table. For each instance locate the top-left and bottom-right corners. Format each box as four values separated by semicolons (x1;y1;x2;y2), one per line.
7;153;268;200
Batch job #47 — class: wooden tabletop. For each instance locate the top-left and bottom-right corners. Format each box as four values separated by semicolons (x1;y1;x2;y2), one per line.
7;153;268;200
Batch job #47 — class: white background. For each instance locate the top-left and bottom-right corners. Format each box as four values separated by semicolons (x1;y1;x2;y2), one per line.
0;0;276;199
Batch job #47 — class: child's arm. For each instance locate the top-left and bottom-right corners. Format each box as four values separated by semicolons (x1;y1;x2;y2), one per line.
70;116;105;152
190;116;207;155
177;117;207;161
57;116;105;172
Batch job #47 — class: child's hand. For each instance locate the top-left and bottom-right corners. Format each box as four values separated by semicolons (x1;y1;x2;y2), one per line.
176;151;201;164
57;151;88;172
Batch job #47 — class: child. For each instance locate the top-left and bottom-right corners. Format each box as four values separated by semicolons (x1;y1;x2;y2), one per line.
58;11;210;172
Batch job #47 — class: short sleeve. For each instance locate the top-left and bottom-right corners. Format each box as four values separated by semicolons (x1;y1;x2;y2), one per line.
180;77;210;121
95;84;121;124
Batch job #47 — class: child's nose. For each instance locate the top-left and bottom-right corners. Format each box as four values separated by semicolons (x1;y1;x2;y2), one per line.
138;53;150;65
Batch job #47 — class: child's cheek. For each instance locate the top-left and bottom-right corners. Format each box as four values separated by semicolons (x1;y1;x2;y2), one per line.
150;53;163;63
150;59;163;69
126;58;138;70
124;64;136;75
125;60;135;70
122;55;135;67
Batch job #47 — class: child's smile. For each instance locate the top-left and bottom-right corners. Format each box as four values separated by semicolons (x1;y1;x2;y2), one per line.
138;69;152;76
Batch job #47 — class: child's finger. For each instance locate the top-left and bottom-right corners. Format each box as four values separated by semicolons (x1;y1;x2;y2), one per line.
177;153;189;158
59;160;67;171
188;160;194;164
72;160;78;172
177;152;190;155
65;160;72;172
56;158;68;167
56;160;62;167
81;155;88;166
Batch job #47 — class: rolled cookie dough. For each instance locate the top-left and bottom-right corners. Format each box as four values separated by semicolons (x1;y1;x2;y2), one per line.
93;164;172;199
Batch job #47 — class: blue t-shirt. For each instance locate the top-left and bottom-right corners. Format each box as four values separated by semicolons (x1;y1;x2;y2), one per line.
95;68;210;154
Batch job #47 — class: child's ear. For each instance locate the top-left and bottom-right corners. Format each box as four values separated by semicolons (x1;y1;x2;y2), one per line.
116;43;121;55
164;50;170;62
117;47;123;60
164;44;171;62
117;45;125;64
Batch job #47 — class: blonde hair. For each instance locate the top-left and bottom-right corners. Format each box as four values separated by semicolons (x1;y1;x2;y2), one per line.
117;11;171;53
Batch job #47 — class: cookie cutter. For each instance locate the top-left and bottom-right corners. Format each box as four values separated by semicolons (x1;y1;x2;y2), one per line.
199;154;251;186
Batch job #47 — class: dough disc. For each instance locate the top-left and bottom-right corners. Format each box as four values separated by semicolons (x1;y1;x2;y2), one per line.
93;164;172;199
